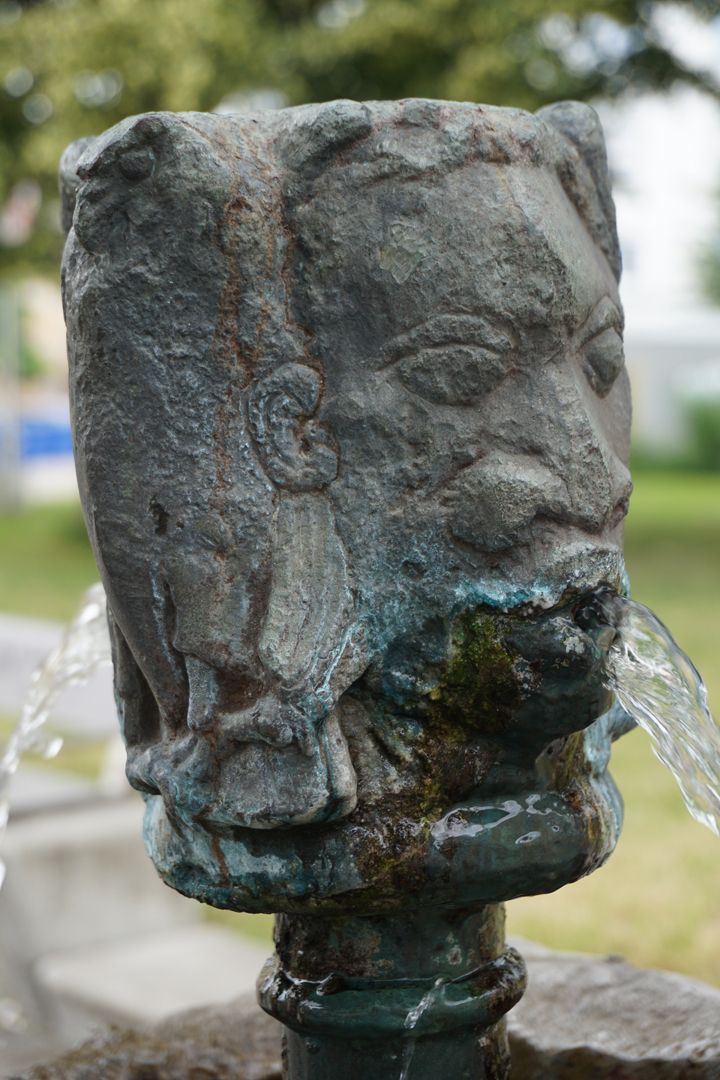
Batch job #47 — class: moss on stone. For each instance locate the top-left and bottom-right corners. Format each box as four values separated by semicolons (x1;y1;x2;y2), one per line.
427;609;521;735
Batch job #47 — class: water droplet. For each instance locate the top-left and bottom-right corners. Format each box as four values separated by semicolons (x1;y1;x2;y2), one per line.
0;995;26;1032
400;977;446;1079
22;93;53;125
4;66;33;97
42;736;64;760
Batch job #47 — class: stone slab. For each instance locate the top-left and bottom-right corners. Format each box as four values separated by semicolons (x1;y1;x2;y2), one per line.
1;794;206;1069
6;766;94;820
36;925;272;1028
509;943;720;1078
1;796;197;960
9;993;281;1080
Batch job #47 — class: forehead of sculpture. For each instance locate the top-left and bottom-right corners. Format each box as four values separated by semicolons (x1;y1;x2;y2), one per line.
276;99;547;182
275;97;620;276
289;158;616;373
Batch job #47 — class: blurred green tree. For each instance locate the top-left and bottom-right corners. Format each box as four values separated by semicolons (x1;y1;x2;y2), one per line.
1;0;718;278
701;212;720;306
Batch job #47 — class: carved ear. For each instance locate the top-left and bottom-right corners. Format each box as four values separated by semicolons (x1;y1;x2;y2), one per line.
248;363;338;491
75;112;169;183
537;101;621;281
259;492;351;687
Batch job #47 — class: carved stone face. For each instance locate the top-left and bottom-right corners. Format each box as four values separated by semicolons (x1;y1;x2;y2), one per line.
296;132;631;627
62;100;632;913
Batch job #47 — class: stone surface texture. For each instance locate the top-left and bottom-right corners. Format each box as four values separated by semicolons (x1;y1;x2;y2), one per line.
61;98;633;917
60;98;635;1076
16;949;720;1079
511;942;720;1078
13;993;282;1080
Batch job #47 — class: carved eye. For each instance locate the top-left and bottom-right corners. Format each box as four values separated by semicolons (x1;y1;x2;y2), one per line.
395;345;508;405
582;327;624;398
118;146;155;181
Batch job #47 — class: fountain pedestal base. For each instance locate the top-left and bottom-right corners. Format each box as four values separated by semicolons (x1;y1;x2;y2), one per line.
258;905;526;1080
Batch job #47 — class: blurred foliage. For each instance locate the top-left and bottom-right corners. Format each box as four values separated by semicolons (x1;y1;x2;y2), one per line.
700;238;720;306
19;332;44;379
1;0;719;277
686;399;720;470
632;401;720;473
0;500;97;620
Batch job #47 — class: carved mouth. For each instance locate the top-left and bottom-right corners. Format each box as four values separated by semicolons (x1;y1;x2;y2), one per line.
536;541;625;605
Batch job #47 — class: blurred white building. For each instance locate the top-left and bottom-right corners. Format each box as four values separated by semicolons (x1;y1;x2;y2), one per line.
601;62;720;453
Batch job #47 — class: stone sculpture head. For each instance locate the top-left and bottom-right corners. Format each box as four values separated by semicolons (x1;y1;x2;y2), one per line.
62;99;632;915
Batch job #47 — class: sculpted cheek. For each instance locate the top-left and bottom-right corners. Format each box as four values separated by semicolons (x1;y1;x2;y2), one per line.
329;384;441;495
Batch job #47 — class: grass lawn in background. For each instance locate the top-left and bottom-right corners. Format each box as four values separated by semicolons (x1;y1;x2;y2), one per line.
0;502;97;621
0;471;718;980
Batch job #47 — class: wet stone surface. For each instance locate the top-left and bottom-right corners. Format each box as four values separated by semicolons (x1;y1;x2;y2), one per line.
15;947;720;1079
13;993;282;1080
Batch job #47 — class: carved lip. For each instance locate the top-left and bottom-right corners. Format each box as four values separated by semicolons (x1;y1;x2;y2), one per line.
144;762;624;914
452;541;625;619
502;541;626;614
540;541;625;601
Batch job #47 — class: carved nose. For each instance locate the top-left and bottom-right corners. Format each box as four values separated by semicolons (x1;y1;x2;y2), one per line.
553;440;632;535
447;444;630;552
530;365;632;536
446;455;566;551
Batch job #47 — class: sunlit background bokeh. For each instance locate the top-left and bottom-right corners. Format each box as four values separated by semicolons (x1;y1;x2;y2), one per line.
1;0;719;1069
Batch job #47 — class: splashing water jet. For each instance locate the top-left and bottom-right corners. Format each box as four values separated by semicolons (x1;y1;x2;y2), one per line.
576;590;720;838
0;583;112;893
0;584;111;1039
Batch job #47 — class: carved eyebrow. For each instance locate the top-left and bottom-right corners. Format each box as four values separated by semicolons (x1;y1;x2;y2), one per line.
382;314;512;367
577;296;624;344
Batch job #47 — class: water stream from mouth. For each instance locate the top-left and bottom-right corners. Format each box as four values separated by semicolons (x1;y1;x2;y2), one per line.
578;591;720;839
0;583;111;889
0;583;111;1036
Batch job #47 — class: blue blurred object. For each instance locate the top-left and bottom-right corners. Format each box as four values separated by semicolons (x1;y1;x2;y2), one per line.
20;417;73;459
